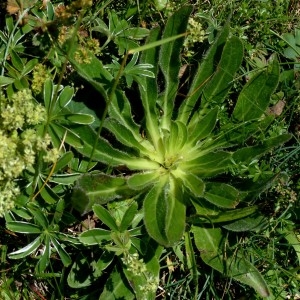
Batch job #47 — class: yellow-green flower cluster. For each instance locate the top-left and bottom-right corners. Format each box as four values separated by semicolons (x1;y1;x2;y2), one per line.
0;89;52;216
32;64;51;94
184;17;206;57
122;252;147;275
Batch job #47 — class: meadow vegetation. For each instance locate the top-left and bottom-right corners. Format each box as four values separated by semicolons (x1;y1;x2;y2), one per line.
0;0;299;299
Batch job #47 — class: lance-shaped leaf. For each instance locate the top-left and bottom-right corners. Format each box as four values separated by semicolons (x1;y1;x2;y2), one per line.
186;107;219;147
192;226;270;297
233;134;291;164
104;118;154;156
232;58;280;122
127;171;161;190
199;36;243;108
188;205;258;224
181;151;232;177
36;234;51;273
159;6;192;130
204;182;240;208
222;213;267;232
57;113;95;125
79;228;111;245
49;123;83;149
166;120;188;156
72;125;160;170
43;78;54;111
72;173;135;215
143;176;186;247
139;27;162;152
50;236;72;267
119;202;138;232
172;169;205;197
178;23;230;124
93;204;119;232
108;90;144;144
6;221;42;234
8;236;42;259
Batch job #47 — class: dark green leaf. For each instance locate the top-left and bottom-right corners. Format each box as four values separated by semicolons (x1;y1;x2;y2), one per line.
93;204;119;231
72;173;135;215
178;23;230;123
99;265;135;300
8;236;42;259
119;202;138;232
79;228;112;245
233;59;280;121
6;221;42;234
159;5;192;130
50;236;72;267
36;234;51;273
204;183;240;208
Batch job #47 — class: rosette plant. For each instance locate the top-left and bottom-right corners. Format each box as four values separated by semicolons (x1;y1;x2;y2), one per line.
70;6;290;297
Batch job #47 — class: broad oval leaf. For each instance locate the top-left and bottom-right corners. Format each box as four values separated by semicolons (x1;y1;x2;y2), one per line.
57;86;74;110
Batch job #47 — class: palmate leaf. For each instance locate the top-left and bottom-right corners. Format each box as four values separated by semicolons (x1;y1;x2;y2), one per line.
192;226;270;297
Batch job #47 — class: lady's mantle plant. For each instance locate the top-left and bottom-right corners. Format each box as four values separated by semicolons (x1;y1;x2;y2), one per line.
0;89;51;216
70;6;291;297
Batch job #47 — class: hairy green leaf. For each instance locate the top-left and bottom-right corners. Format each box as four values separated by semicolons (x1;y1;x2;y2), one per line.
233;59;280;121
